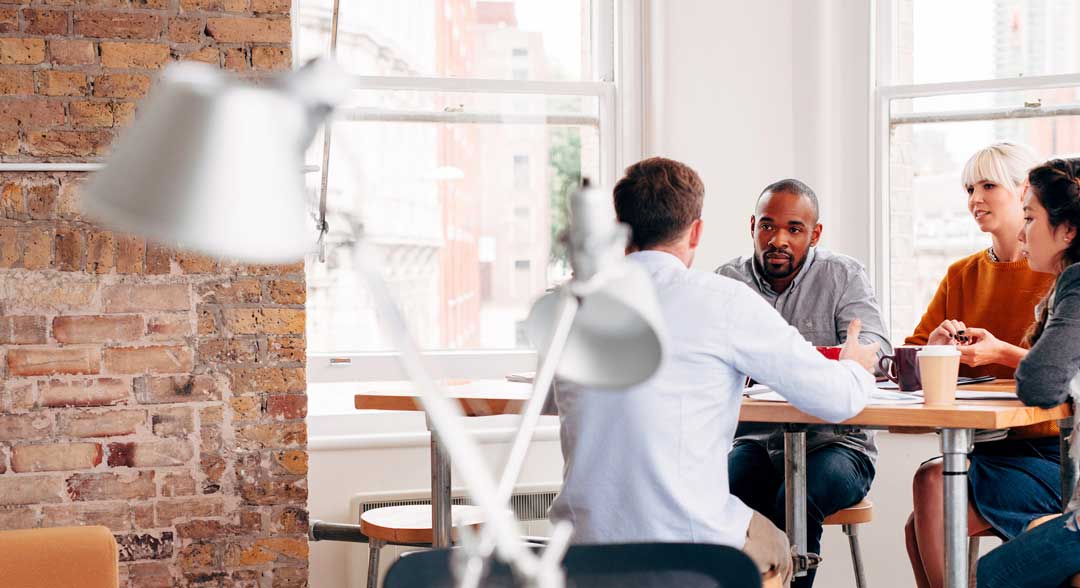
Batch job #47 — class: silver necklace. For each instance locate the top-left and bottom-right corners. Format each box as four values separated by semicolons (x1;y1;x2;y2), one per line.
988;247;1000;262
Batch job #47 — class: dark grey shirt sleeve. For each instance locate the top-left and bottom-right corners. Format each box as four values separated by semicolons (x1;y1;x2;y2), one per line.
1016;264;1080;408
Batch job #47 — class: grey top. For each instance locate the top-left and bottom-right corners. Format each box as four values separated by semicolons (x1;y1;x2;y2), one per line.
717;247;893;465
1015;264;1080;509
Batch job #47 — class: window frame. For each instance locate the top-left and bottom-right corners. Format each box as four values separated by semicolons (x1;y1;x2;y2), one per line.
297;0;645;385
871;0;1080;331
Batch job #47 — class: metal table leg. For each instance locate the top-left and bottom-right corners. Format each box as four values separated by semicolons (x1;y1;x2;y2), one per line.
1060;417;1076;512
784;426;809;577
941;428;973;588
429;419;453;548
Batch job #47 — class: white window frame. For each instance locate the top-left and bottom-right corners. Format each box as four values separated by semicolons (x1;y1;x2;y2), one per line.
298;0;645;384
871;0;1080;329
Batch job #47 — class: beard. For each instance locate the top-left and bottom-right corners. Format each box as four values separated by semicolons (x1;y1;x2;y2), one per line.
756;250;805;279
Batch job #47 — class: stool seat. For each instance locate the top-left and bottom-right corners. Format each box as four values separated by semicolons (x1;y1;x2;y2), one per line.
360;505;485;544
823;499;874;526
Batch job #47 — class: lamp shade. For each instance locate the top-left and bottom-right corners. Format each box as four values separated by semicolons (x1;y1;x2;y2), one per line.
83;60;344;263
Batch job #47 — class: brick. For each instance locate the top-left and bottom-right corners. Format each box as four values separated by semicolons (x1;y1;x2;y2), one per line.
167;17;203;44
150;406;193;436
267;336;303;363
206;17;290;43
155;497;224;526
272;507;308;535
0;412;54;441
56;177;84;220
67;471;154;501
0;70;34;95
40;377;130;408
224;538;307;567
197;307;217;335
136;374;220;404
0;225;14;267
26;130;111;157
178;46;218;65
55;227;85;271
112;101;136;126
0;100;66;130
0;38;45;64
26;183;57;219
252;46;290;71
266;395;305;420
200;405;223;426
271;450;306;475
49;39;96;66
0;8;16;33
93;73;151;98
230;367;304;394
200;425;222;453
251;0;289;14
41;502;129;531
104;345;194;375
144;242;171;274
116;234;145;272
107;438;193;467
199;338;257;364
146;314;191;339
0;506;38;528
53;315;141;344
124;562;171;588
101;42;170;69
197;279;261;304
267;279;303;304
200;453;224;491
8;347;100;377
236;261;303;275
132;502;155;529
70;100;114;128
0;315;47;344
59;408;145;437
174;250;217;273
74;12;164;40
181;0;248;11
133;0;170;7
229;396;261;420
3;380;36;412
177;542;216;569
36;70;89;96
104;283;189;312
235;422;305;450
223;308;304;335
176;519;230;540
0;130;17;155
0;475;64;505
20;227;52;269
21;9;68;36
223;47;247;71
115;532;173;562
161;472;195;497
85;230;116;273
0;182;23;217
272;566;306;588
11;442;102;472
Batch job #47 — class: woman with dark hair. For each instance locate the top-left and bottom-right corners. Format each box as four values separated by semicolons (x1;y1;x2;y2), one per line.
971;158;1080;588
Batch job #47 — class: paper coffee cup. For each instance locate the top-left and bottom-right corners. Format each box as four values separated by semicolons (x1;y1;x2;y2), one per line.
917;345;961;405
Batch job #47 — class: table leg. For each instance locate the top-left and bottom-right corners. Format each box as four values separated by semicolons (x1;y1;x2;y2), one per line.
784;426;808;577
1060;417;1076;512
429;422;452;548
940;428;973;588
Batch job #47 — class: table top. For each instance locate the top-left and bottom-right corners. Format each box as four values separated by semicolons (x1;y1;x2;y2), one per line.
355;379;1071;429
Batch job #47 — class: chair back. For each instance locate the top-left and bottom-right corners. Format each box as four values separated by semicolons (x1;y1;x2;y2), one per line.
384;542;762;588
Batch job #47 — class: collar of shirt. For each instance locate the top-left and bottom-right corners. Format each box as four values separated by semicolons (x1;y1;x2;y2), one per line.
627;249;688;272
749;247;817;297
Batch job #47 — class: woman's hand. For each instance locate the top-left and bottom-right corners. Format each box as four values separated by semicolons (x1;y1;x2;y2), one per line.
928;319;968;345
958;328;1027;368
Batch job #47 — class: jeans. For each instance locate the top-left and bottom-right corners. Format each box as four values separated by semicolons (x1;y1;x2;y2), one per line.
977;513;1080;588
729;441;875;588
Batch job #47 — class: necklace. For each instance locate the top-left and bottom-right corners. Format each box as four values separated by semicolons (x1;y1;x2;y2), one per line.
988;247;1000;262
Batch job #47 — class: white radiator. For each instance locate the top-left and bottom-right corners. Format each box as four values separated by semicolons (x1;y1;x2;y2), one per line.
346;484;560;588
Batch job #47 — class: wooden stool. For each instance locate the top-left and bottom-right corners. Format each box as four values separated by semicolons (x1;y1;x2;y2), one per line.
360;504;485;588
822;498;873;588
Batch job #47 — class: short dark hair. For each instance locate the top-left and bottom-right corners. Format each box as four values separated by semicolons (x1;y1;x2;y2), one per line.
613;157;704;249
757;178;820;222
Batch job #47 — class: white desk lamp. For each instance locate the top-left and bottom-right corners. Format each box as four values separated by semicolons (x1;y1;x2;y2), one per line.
83;60;665;588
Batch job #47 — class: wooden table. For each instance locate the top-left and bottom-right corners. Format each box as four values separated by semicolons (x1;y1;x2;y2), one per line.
356;379;1073;588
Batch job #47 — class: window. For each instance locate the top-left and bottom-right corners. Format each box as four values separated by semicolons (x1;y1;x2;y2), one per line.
876;0;1080;341
297;1;636;403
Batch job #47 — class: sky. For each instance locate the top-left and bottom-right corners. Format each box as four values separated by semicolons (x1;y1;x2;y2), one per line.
513;0;587;79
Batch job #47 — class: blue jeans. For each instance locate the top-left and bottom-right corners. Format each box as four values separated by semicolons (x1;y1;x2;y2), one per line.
729;441;875;588
977;513;1080;588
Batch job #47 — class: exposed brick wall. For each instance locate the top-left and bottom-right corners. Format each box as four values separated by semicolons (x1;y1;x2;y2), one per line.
0;2;306;587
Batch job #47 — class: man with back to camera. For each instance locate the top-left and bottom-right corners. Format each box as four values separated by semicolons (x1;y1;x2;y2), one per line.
717;179;892;588
548;158;881;586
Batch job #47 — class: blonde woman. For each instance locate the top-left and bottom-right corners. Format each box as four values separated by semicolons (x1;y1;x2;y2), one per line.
903;143;1058;588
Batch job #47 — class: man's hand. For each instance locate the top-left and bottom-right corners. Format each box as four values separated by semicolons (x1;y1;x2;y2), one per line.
839;319;880;374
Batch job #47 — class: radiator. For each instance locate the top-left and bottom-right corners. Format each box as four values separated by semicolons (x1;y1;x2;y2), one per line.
346;483;560;588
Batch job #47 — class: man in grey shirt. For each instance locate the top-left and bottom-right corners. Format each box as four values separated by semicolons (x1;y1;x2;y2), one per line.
717;179;892;588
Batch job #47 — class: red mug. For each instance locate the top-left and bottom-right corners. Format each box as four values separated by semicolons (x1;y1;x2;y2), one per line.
816;346;842;360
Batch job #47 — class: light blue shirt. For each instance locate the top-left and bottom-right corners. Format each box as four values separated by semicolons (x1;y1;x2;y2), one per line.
549;250;875;547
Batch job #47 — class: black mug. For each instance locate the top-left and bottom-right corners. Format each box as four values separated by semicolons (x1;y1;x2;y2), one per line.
878;346;923;391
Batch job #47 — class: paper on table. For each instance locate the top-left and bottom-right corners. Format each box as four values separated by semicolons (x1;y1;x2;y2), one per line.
745;385;923;405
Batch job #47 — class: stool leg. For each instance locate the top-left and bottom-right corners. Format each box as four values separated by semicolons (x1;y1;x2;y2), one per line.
367;539;384;588
968;537;980;588
843;523;869;588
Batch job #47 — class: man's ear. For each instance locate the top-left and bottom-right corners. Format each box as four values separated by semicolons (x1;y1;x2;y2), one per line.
811;223;823;247
689;218;704;249
749;215;756;237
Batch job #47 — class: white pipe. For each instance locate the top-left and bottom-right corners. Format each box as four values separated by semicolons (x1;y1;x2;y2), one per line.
337;108;599;126
891;103;1080;125
354;74;610;97
880;72;1080;100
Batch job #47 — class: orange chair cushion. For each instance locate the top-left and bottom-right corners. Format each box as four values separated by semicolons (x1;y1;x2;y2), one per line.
822;499;874;526
0;526;119;588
